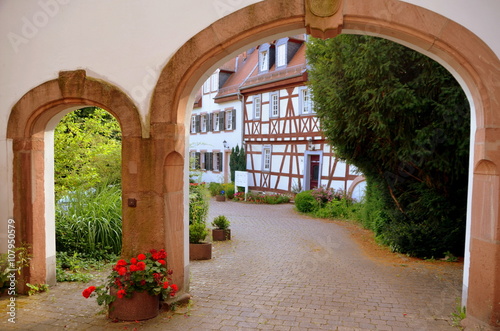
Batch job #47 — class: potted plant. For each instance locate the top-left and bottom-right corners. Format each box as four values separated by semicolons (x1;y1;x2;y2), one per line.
189;222;212;260
215;190;226;202
211;215;231;241
82;249;178;321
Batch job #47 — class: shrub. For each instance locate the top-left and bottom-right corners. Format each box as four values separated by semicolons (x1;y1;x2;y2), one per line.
314;199;351;219
189;222;208;244
212;215;230;230
189;183;209;225
56;184;122;258
294;190;319;213
208;182;223;197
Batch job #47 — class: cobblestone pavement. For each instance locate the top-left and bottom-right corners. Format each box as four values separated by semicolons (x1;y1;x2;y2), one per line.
0;200;463;330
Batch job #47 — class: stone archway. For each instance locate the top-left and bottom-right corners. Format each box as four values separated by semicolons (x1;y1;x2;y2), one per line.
7;70;143;289
151;0;500;328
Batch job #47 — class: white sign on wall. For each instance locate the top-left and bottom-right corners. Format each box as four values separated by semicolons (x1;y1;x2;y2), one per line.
235;171;249;201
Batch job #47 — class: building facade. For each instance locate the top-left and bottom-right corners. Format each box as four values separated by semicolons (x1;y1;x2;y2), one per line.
191;36;365;198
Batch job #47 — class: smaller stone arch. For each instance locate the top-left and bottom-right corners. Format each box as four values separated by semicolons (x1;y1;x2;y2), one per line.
7;70;143;288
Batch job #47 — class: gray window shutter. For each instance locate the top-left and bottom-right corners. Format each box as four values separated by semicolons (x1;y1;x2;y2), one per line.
207;114;212;132
232;109;236;129
218;152;223;171
220;112;225;130
195;115;201;133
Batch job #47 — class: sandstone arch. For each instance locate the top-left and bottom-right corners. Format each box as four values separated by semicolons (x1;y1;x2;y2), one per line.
151;0;500;328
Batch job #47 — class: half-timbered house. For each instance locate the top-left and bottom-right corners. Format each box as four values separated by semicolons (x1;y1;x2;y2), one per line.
191;35;365;198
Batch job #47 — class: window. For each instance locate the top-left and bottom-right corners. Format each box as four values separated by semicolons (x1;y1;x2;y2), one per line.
270;92;279;117
299;87;313;114
225;110;233;130
213;113;220;131
201;114;207;132
211;71;219;92
262;146;272;171
205;152;213;171
259;50;268;72
203;78;210;93
190;115;196;133
190;151;197;169
276;43;286;67
253;95;261;119
213;152;223;172
225;109;236;131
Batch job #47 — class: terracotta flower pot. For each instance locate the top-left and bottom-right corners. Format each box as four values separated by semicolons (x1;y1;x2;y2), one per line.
189;242;212;260
108;290;160;321
212;228;231;241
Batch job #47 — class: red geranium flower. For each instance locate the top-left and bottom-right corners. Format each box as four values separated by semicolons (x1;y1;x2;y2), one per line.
117;289;126;299
136;261;146;271
137;253;146;260
157;260;166;265
171;284;178;292
82;286;96;298
152;249;167;260
129;264;139;272
130;257;137;265
162;281;169;289
116;259;127;266
117;266;127;276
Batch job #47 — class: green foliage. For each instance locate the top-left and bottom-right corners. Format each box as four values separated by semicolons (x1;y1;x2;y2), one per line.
306;35;469;257
26;283;49;296
221;183;235;199
189;183;210;243
189;184;210;225
0;245;31;292
54;107;121;199
294;190;319;213
208;182;224;197
55;184;122;257
56;251;115;282
212;215;230;230
229;145;246;182
314;199;351;219
234;191;291;204
189;222;209;244
451;299;466;327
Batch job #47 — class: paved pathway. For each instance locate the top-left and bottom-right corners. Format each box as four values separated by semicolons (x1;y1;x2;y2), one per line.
0;200;463;330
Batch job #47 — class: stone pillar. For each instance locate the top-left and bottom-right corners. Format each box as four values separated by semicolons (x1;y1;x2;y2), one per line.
464;130;500;329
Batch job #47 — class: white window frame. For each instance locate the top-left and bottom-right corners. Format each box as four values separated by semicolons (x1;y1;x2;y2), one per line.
213;112;220;131
270;92;279;118
259;50;269;72
211;70;219;92
201;114;207;132
276;43;286;67
262;145;272;172
253;95;261;119
225;110;233;130
191;115;196;133
299;87;313;115
203;78;210;94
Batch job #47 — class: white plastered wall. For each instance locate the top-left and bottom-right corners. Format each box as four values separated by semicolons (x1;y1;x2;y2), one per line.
0;1;498;303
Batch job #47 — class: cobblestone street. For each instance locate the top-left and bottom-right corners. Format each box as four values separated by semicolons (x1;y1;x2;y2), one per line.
1;200;463;330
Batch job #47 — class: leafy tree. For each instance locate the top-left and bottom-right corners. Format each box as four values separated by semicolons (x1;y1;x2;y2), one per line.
306;35;470;257
54;107;121;198
229;144;246;182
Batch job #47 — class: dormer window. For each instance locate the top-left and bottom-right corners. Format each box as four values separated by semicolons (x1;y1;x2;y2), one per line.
276;43;286;67
259;50;269;72
258;43;274;73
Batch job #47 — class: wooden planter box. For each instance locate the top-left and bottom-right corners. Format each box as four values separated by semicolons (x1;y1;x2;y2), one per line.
189;242;212;260
212;229;231;241
215;195;226;202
